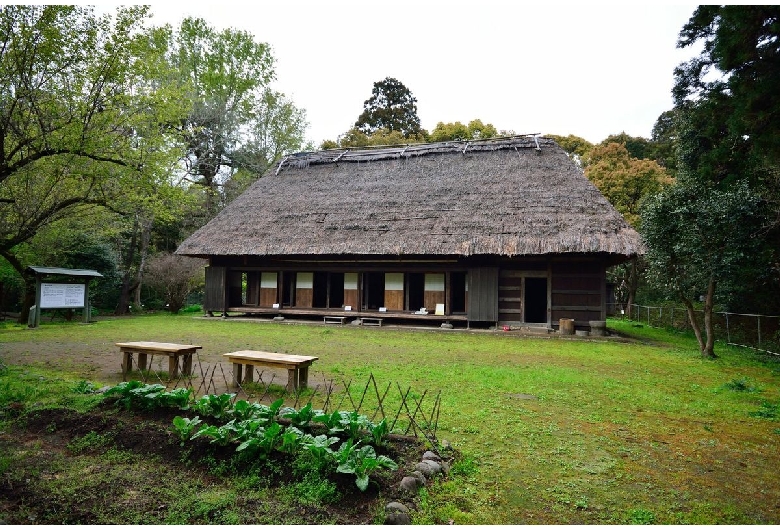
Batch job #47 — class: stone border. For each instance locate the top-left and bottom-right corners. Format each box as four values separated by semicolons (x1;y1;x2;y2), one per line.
384;449;450;524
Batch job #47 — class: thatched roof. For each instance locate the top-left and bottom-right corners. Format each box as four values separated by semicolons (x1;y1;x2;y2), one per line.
176;136;643;259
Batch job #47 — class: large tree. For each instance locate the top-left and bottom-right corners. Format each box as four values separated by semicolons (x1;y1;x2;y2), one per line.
170;18;307;223
640;5;780;355
586;143;673;228
585;142;672;317
641;181;766;358
0;5;189;322
354;77;423;138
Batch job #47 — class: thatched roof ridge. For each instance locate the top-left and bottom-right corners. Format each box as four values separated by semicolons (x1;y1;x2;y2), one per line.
278;135;543;170
177;136;644;259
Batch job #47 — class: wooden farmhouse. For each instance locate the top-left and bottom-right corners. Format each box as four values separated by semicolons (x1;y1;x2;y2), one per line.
176;136;643;330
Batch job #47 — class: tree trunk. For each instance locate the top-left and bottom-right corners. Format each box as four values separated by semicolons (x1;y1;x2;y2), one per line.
115;214;140;315
132;217;153;307
0;249;33;325
702;276;717;358
681;296;705;354
626;257;639;319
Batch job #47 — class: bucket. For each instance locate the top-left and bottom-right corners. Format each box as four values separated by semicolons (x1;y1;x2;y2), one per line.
559;318;575;335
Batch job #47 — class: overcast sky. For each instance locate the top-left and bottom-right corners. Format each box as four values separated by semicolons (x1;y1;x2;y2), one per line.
141;2;701;147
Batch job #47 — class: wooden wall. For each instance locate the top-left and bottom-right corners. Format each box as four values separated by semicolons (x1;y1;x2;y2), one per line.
295;272;313;308
204;266;226;312
550;261;604;326
468;267;498;322
384;272;404;310
259;272;277;307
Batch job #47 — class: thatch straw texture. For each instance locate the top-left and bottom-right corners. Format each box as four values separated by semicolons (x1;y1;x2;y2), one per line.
176;137;643;258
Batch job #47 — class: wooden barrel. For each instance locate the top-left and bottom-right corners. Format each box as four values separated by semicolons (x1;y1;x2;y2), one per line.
559;318;575;335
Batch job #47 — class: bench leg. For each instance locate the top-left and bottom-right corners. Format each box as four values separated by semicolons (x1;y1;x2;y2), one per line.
121;351;132;380
232;363;243;387
182;354;193;376
244;365;254;384
138;352;148;371
286;368;299;392
299;366;310;389
169;355;179;379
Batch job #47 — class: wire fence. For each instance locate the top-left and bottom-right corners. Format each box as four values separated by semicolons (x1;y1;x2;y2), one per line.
608;303;780;356
123;354;441;447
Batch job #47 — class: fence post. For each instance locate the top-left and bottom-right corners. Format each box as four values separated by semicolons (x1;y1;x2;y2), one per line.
758;315;761;348
725;313;730;343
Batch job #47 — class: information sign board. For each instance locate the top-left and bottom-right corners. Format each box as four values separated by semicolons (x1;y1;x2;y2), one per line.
40;283;86;309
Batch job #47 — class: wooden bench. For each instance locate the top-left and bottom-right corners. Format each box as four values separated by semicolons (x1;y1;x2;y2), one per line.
323;315;348;325
116;341;202;380
223;351;319;392
361;317;383;326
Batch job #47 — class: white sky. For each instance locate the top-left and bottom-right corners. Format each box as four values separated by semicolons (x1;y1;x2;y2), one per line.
141;1;700;147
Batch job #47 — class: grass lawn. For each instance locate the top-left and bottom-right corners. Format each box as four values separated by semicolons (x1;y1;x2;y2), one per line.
1;314;779;524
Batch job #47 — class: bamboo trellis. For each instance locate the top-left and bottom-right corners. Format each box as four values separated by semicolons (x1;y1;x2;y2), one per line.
121;354;442;445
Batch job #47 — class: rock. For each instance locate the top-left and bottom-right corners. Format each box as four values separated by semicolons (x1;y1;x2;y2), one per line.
415;459;442;478
385;502;411;525
421;459;442;474
399;476;421;493
422;450;441;462
410;470;427;485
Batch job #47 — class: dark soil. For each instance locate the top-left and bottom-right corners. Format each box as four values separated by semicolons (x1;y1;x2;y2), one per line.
0;399;431;524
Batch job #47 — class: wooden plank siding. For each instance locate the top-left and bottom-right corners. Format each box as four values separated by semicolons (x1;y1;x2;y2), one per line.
550;261;605;327
295;272;314;308
468;267;498;322
384;273;404;311
204;266;226;313
259;272;277;307
498;270;523;323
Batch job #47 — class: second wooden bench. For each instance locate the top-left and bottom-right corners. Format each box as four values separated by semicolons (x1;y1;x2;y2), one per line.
223;350;319;392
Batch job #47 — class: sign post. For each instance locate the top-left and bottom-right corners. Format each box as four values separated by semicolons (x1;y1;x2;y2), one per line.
27;267;102;328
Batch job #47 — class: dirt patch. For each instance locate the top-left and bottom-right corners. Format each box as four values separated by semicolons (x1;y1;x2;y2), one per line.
0;401;430;524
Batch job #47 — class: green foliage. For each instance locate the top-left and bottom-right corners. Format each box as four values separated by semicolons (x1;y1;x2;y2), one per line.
585;142;673;227
640;180;767;355
354;77;423;138
172;416;202;443
368;418;389;447
0;5;190;292
156;388;193;409
191;420;238;446
284;471;341;505
334;440;398;492
282;402;319;429
299;433;340;471
722;377;761;393
66;431;112;453
230;399;266;422
71;380;99;394
670;5;780;316
0;379;37;409
429;120;498;142
278;426;304;454
192;393;236;420
170;16;307;223
104;381;192;411
235;421;282;457
627;508;656;524
748;401;779;419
